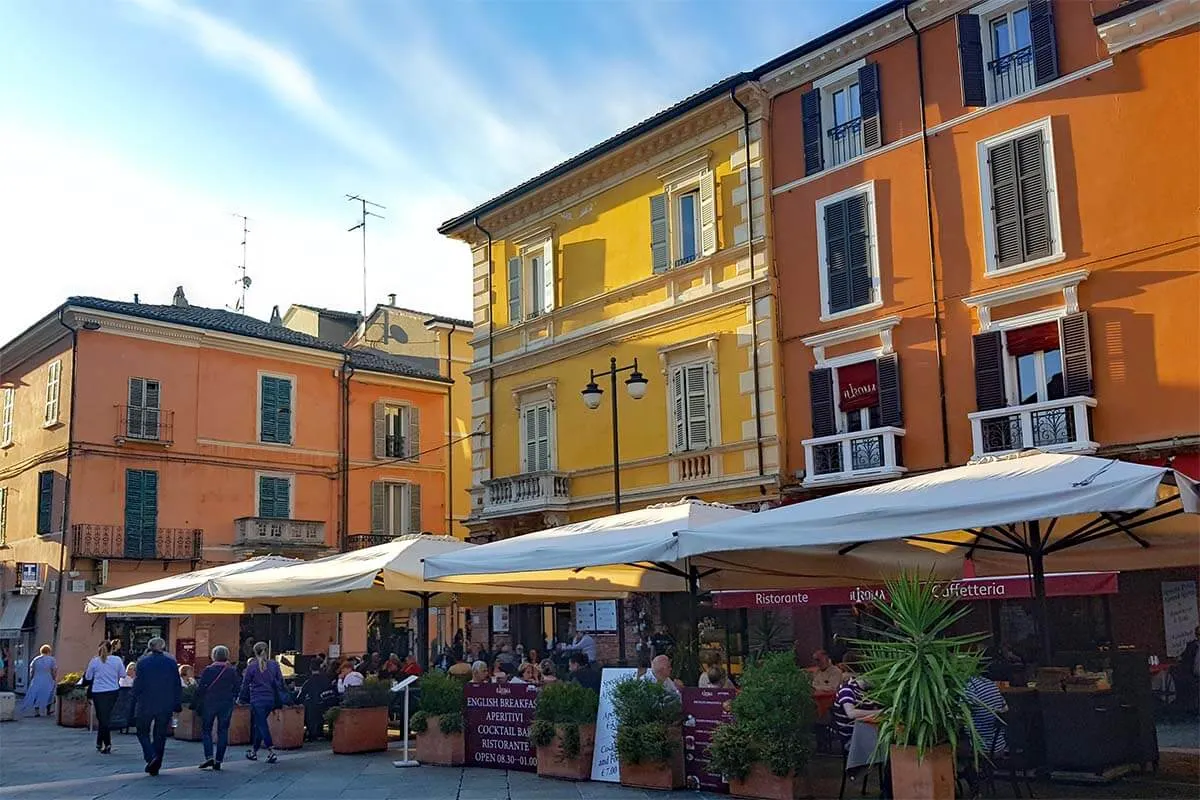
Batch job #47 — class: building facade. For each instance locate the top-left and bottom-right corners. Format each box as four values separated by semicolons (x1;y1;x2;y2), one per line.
0;291;453;678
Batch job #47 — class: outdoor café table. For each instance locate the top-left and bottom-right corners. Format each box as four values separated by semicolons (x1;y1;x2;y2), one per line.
845;719;884;771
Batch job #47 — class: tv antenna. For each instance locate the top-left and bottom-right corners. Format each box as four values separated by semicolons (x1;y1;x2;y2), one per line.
346;194;385;316
231;213;252;313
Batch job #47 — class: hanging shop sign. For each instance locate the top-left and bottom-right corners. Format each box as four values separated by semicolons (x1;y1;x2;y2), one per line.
464;682;538;771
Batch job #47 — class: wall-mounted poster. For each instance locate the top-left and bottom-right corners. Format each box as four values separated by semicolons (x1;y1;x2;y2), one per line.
594;600;618;631
1162;580;1198;657
492;604;510;634
575;601;597;632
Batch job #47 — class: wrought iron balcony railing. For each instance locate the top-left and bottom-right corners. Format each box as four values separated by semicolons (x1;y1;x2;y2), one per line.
346;534;396;551
969;396;1098;459
115;406;174;445
988;46;1035;104
826;117;864;167
803;426;906;487
72;524;202;560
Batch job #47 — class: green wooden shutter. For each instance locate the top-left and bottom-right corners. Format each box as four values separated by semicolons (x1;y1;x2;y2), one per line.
809;368;836;438
957;13;986;107
124;470;157;558
801;88;823;175
141;471;158;557
858;62;882;152
275;477;290;519
1029;0;1059;86
649;194;669;273
260;377;293;444
260;377;277;442
507;257;522;323
258;475;276;518
37;470;54;535
824;199;851;313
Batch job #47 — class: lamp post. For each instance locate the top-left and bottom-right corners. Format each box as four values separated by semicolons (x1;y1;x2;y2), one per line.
581;356;648;663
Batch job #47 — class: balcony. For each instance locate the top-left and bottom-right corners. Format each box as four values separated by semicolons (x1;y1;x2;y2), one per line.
480;471;570;517
669;452;718;483
969;396;1097;460
803;427;906;487
115;406;174;446
988;46;1035;104
72;524;202;561
826;117;864;167
346;534;396;551
233;517;329;555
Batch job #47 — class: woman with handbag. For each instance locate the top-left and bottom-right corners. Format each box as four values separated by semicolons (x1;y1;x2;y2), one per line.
196;645;239;770
84;641;125;753
238;642;284;764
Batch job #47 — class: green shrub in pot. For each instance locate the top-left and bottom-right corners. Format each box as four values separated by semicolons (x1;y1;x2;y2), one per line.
612;677;681;765
529;680;599;759
411;671;465;735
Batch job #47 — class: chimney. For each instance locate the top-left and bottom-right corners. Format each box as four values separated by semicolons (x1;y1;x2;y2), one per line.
133;293;140;304
172;286;188;307
269;305;283;326
387;293;396;306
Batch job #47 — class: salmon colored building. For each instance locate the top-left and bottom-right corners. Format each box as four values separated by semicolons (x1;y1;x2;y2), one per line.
0;291;453;680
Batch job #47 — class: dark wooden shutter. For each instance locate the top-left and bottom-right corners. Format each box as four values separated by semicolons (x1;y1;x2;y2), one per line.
801;88;823;176
260;377;277;442
988;139;1022;268
1029;0;1059;86
1059;312;1093;397
37;470;54;535
824;199;850;313
406;405;421;461
877;354;902;427
141;471;158;558
957;13;986;107
846;193;872;308
858;62;882;152
809;367;836;438
258;476;275;518
373;402;386;459
1015;130;1051;261
370;481;386;535
407;483;422;534
275;477;290;520
973;331;1006;411
650;194;669;273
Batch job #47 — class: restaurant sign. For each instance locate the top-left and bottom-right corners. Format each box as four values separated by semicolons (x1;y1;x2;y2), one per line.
682;687;736;792
713;572;1119;610
464;682;538;771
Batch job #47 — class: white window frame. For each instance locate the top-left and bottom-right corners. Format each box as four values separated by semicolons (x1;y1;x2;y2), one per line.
990;307;1069;409
831;362;881;435
976;116;1064;277
659;156;716;268
814;180;883;322
665;357;719;454
814;59;866;169
973;0;1035;106
380;481;412;536
511;229;554;323
254;471;295;519
43;360;62;426
672;186;702;267
1;387;13;447
256;370;297;446
519;400;556;473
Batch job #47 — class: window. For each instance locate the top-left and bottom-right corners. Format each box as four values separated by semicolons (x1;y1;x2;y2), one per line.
956;1;1058;107
978;118;1061;274
650;166;716;273
801;61;882;176
669;362;712;453
43;360;61;425
1;387;12;446
371;481;421;536
127;378;161;440
675;190;700;267
520;402;554;473
257;474;293;519
259;374;294;445
0;486;8;546
816;182;880;319
374;402;420;460
809;355;902;438
1006;322;1065;405
36;470;54;534
124;469;158;558
506;236;555;324
973;312;1092;412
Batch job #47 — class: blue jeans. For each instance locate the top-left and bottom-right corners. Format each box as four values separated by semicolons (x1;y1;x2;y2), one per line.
250;703;274;751
135;711;172;764
201;705;233;763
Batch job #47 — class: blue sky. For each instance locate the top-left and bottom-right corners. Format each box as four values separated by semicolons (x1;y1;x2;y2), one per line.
0;0;882;343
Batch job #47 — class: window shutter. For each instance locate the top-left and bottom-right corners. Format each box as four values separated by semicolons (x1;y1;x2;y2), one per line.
824;199;851;314
373;402;386;459
988;139;1023;268
142;472;158;556
258;476;275;518
128;378;145;438
670;367;686;452
809;368;836;438
276;379;293;444
406;405;421;461
1029;0;1059;86
801;88;823;176
535;404;551;471
541;239;555;313
260;376;291;443
371;481;385;535
957;13;986;107
44;361;61;423
143;381;161;439
0;487;7;545
973;331;1006;411
523;406;537;473
507;256;522;323
276;477;290;519
649;193;669;273
1059;311;1093;397
858;62;882;152
846;193;872;308
699;171;717;256
407;483;422;534
1015;130;1051;261
37;470;54;535
683;364;710;451
260;377;276;442
876;354;903;427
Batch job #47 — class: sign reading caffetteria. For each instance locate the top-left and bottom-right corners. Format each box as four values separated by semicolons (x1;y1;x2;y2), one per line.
464;682;538;771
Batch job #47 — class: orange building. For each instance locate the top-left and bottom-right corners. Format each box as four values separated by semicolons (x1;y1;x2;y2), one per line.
0;290;453;679
762;0;1198;490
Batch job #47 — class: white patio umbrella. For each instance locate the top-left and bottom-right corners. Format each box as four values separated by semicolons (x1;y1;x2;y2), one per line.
84;555;300;615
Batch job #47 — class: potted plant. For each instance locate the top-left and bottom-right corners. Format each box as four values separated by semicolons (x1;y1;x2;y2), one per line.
173;685;203;741
410;672;465;765
55;673;89;728
707;652;817;800
327;677;392;754
268;699;305;750
850;573;987;800
529;681;600;780
612;677;684;790
229;704;252;746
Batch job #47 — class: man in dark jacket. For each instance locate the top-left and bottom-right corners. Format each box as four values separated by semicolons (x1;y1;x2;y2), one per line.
566;652;602;693
132;637;182;776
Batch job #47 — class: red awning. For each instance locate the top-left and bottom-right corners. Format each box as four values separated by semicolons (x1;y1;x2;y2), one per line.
838;360;879;412
712;572;1119;609
1005;321;1060;357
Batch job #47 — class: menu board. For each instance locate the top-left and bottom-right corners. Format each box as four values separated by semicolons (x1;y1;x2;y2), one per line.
575;601;597;632
681;687;736;792
1162;580;1198;657
175;638;196;666
492;604;510;633
594;600;619;631
464;682;538;771
590;668;638;782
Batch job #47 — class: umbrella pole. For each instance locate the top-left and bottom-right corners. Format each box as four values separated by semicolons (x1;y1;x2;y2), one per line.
1028;521;1052;664
418;594;431;670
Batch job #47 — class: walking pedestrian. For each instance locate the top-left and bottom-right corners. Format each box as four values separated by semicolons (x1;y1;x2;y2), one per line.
19;644;56;717
195;645;238;771
132;637;182;777
84;641;125;753
239;641;284;764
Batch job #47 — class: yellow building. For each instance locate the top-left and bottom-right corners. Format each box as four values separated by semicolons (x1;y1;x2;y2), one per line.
439;78;780;549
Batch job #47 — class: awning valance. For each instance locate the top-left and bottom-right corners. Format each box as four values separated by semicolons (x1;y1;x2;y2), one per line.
0;594;36;639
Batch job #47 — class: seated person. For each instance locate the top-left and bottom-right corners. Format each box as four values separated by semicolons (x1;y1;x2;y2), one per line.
963;675;1008;755
810;649;843;694
336;660;364;695
831;667;878;747
468;661;490;684
698;665;734;689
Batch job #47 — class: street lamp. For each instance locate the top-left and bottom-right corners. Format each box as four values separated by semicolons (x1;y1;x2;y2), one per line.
580;357;647;514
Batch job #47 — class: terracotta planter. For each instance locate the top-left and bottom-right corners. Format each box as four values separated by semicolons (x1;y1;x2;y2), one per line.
536;723;596;781
332;706;389;755
228;705;252;746
889;744;955;800
268;706;305;750
173;708;203;741
729;763;812;800
418;715;465;766
619;728;685;791
57;697;89;728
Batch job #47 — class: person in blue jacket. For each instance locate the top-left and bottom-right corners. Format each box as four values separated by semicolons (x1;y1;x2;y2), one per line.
132;637;182;776
239;641;284;764
195;645;239;770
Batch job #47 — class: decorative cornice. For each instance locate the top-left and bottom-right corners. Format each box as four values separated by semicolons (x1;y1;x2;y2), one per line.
963;269;1089;330
1097;0;1200;55
801;315;901;349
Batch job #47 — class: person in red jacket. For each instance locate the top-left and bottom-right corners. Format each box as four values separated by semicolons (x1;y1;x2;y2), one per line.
401;654;422;677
